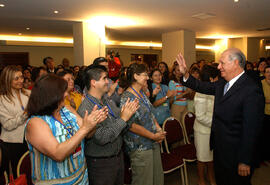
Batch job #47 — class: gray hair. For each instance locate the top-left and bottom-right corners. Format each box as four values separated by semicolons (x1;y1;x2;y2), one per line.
227;48;246;69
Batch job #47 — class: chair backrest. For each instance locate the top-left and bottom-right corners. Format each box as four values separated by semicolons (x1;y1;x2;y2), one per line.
182;111;196;143
162;117;185;153
17;151;32;185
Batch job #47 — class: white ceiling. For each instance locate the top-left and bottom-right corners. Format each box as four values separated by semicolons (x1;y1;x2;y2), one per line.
1;0;270;42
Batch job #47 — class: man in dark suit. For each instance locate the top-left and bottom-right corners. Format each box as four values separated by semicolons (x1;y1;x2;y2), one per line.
177;48;264;185
43;56;56;73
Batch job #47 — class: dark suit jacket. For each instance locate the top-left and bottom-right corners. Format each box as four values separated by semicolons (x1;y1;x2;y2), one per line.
182;73;264;169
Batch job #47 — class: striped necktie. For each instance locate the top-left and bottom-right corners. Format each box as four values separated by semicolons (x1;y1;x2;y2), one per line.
223;82;229;95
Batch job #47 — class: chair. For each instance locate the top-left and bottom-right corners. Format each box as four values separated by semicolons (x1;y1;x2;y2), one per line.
163;117;196;185
17;151;32;185
160;143;186;185
182;111;196;144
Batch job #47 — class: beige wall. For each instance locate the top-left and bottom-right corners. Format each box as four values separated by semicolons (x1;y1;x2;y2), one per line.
106;47;162;67
247;38;260;62
196;50;215;63
0;45;74;67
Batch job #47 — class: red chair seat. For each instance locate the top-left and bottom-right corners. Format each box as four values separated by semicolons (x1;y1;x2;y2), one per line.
172;144;196;160
161;152;184;172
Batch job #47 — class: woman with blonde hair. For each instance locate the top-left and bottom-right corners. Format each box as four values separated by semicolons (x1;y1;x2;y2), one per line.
0;65;30;177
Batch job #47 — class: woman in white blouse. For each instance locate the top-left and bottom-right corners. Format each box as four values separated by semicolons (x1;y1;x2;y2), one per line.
194;65;219;185
0;65;30;177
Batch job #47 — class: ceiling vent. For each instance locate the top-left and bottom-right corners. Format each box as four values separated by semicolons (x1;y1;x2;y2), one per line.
256;27;270;31
191;13;216;20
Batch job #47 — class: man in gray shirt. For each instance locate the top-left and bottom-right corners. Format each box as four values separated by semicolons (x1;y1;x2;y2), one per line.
77;65;139;185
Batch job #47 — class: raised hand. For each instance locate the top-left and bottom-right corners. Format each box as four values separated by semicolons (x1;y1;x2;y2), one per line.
108;81;118;97
121;98;140;122
176;53;188;76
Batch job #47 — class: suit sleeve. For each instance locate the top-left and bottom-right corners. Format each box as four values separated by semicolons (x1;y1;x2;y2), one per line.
238;86;265;165
181;75;216;96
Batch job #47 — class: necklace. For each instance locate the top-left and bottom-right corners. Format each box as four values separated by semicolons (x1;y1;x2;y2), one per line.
52;109;76;137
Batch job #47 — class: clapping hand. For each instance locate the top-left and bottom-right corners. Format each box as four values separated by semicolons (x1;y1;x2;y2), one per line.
153;85;161;96
121;98;140;122
166;90;176;98
82;105;108;131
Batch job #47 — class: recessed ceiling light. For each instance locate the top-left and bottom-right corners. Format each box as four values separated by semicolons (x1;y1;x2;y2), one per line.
0;4;5;7
234;0;239;2
18;33;22;35
54;10;59;14
26;28;30;30
192;13;216;20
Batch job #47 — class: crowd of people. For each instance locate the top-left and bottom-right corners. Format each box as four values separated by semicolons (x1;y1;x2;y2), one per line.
0;49;269;185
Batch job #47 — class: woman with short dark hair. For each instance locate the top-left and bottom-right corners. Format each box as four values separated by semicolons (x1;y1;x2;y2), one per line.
120;63;166;185
57;70;83;110
25;74;108;184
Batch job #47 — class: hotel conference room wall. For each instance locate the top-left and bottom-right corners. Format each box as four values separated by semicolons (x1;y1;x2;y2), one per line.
0;45;216;67
0;45;74;67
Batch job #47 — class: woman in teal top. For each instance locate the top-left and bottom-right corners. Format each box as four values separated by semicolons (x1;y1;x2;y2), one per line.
25;74;107;185
150;69;176;126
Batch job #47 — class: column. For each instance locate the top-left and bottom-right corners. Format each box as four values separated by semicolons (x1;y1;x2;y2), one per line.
162;30;196;69
73;20;106;66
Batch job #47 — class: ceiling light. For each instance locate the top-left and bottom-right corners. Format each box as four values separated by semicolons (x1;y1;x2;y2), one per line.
192;13;216;20
18;33;22;36
54;10;59;14
0;4;5;7
26;28;30;30
87;16;139;28
234;0;239;2
106;41;162;47
0;35;73;43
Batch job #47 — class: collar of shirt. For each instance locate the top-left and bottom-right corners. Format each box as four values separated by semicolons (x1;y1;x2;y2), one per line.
86;93;105;106
227;70;245;91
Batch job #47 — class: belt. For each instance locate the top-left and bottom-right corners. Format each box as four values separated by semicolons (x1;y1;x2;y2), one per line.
87;150;122;159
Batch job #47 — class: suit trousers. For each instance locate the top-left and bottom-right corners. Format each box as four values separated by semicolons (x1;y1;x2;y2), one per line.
214;151;253;185
86;151;124;185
